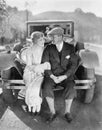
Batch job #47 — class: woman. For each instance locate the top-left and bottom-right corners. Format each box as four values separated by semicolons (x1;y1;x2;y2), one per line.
23;31;50;113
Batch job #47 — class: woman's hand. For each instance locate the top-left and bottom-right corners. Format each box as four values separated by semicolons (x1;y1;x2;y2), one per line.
43;62;51;70
34;62;51;74
34;65;44;74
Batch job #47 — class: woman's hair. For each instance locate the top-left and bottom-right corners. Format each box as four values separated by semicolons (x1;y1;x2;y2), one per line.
31;31;44;44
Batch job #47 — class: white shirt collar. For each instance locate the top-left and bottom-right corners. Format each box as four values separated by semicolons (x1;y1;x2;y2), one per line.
56;41;63;52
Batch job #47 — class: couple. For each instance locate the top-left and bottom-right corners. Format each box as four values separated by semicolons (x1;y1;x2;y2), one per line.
23;27;79;123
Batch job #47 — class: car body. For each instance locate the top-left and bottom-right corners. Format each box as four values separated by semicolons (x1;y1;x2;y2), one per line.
0;20;100;104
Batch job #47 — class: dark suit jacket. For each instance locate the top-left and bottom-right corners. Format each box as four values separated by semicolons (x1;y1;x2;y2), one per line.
42;42;79;79
75;42;84;53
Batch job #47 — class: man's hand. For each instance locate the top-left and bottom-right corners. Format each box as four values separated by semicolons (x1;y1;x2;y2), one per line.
50;74;67;84
50;74;61;84
57;75;67;82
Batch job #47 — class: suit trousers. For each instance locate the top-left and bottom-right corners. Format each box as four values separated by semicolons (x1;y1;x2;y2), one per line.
42;77;76;100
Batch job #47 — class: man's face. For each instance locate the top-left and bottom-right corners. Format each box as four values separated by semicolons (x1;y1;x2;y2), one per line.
53;35;63;45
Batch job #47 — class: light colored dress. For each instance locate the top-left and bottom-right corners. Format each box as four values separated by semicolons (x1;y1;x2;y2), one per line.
23;44;50;113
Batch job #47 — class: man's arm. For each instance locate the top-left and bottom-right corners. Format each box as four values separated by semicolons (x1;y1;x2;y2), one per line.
65;53;79;78
42;46;67;83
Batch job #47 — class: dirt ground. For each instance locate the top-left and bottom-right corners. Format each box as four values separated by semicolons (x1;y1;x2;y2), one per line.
0;75;102;130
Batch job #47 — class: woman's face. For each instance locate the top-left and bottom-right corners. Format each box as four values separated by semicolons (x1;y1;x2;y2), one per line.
37;37;45;47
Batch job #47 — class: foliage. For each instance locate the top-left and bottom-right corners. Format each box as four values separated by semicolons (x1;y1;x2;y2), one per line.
0;6;102;45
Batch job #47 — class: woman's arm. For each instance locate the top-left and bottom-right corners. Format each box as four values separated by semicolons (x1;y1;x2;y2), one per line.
25;49;37;71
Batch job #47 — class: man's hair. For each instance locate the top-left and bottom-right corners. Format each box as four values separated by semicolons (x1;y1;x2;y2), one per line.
47;27;64;36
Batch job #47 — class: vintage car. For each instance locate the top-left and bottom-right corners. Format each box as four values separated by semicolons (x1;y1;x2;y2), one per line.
0;20;100;104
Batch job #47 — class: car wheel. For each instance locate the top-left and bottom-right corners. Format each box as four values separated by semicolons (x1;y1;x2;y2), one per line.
2;89;17;104
1;69;18;104
84;84;95;103
83;68;95;103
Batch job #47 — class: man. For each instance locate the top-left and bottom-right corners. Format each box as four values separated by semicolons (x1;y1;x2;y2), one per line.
42;27;79;123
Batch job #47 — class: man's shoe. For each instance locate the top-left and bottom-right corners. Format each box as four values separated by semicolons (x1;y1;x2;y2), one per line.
64;113;73;123
46;113;57;123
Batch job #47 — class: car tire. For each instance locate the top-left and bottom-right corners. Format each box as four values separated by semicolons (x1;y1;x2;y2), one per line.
2;89;17;104
84;84;95;103
1;68;18;104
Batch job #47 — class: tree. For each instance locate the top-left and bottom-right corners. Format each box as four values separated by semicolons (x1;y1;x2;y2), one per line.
0;0;8;16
